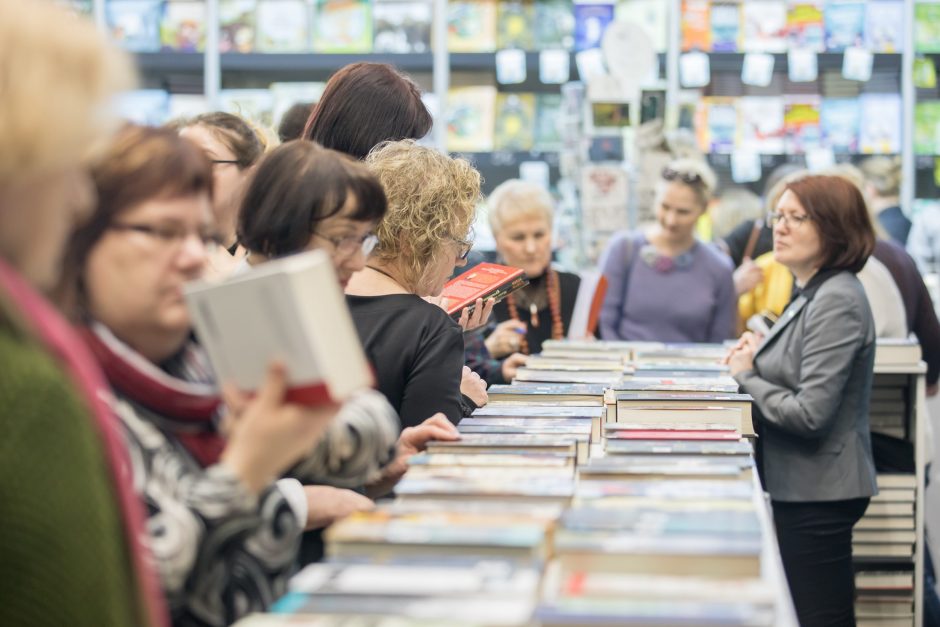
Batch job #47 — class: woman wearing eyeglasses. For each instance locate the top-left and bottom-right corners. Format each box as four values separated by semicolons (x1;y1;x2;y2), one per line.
724;175;878;626
55;126;343;625
598;158;735;343
346;140;489;426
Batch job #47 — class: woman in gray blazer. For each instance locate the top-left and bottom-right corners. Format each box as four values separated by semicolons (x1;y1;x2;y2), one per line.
725;174;878;627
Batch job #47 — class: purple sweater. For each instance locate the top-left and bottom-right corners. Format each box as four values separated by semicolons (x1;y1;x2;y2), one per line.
598;231;736;343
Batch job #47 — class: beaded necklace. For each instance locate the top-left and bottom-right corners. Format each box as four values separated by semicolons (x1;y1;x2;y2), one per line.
505;267;564;354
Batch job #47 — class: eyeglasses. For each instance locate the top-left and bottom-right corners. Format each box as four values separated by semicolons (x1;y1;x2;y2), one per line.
451;237;473;261
662;167;704;186
210;159;239;166
109;222;224;252
313;231;379;257
767;211;811;229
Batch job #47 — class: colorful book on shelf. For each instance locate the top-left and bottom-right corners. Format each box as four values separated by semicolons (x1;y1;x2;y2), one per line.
680;0;711;51
784;95;823;154
446;85;497;152
159;0;206;52
107;0;163;52
494;93;537;151
219;0;256;53
184;250;373;405
440;262;528;316
313;0;372;52
914;102;940;156
741;0;787;52
820;97;860;152
534;94;564;152
372;0;432;53
696;97;738;154
447;0;497;52
824;0;865;51
864;0;904;53
737;96;785;155
616;0;667;52
573;3;615;51
497;0;534;49
859;93;901;155
255;0;310;52
915;1;940;53
709;1;740;52
786;1;825;51
533;0;575;50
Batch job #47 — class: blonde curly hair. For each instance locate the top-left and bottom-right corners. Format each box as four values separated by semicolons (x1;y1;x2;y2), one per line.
366;140;481;293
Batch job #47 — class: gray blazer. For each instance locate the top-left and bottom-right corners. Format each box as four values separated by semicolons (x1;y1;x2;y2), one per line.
734;270;878;502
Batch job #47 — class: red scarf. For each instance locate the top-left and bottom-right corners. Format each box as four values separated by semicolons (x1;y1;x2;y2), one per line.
0;259;168;627
80;323;226;468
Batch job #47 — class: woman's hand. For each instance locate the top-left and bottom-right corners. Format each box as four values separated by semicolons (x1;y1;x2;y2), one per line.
220;362;338;494
501;353;528;381
724;332;762;376
365;414;459;498
303;486;374;530
485;319;527;358
733;258;764;296
460;366;488;407
456;298;496;332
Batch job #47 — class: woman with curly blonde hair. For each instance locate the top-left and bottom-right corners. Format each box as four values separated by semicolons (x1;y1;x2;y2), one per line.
346;140;487;425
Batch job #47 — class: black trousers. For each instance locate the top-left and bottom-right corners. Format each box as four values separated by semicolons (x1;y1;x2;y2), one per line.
772;497;870;627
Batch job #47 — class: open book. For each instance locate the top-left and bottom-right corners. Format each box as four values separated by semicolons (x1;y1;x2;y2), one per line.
567;269;608;339
184;250;373;404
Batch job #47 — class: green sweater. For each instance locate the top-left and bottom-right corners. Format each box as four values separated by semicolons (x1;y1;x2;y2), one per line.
0;322;142;626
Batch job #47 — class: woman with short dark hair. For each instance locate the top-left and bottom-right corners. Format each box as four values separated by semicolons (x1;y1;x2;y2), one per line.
725;174;878;626
302;62;432;159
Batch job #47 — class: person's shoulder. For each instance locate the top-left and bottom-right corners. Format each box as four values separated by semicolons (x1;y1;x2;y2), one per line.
818;271;868;305
555;269;581;289
695;241;734;272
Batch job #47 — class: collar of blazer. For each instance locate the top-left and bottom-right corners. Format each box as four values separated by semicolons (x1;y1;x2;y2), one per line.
755;268;844;357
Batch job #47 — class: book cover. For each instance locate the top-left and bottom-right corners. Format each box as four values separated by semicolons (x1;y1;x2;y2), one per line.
441;262;528;316
784;95;822;153
824;0;865;51
534;94;564;152
680;0;711;51
591;102;631;128
864;0;904;53
160;0;206;52
107;0;162;52
448;0;497;52
640;89;666;124
220;0;256;52
859;93;901;154
573;3;615;52
372;0;431;53
786;1;825;51
566;269;607;340
313;0;372;52
820;97;860;152
494;93;537;151
915;1;940;53
184;249;373;403
914;101;940;155
255;0;310;52
617;0;667;52
741;0;787;52
737;96;785;154
533;0;575;50
696;97;738;154
709;2;740;52
446;85;497;152
497;0;534;49
605;439;752;455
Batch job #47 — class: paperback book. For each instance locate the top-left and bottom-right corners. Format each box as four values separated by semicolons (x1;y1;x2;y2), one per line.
372;0;431;53
313;0;372;52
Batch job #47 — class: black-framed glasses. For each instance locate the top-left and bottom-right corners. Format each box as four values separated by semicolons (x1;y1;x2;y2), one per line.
109;222;224;251
210;159;239;166
767;211;811;229
662;167;704;186
313;231;379;257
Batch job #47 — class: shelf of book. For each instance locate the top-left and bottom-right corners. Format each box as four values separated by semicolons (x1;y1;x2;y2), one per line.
696;51;903;74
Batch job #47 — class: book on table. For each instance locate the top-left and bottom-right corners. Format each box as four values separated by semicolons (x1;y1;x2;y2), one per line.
440;262;528;317
184;249;372;405
565;270;608;340
615;392;755;436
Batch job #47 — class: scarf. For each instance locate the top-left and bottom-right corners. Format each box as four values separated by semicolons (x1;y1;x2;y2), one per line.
80;322;225;468
0;259;168;627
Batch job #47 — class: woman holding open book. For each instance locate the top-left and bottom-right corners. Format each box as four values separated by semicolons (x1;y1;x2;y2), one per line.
598;159;736;343
724;175;878;626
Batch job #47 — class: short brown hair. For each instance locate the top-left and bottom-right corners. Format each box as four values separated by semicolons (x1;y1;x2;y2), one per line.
56;125;213;317
303;63;432;159
177;112;266;169
783;175;875;274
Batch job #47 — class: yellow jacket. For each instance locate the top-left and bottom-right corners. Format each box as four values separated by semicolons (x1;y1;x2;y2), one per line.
738;252;793;329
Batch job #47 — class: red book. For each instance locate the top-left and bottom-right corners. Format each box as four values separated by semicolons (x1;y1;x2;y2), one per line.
441;262;528;316
606;429;742;441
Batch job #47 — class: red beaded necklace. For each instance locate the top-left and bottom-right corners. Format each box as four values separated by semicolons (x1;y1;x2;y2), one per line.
505;267;564;355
